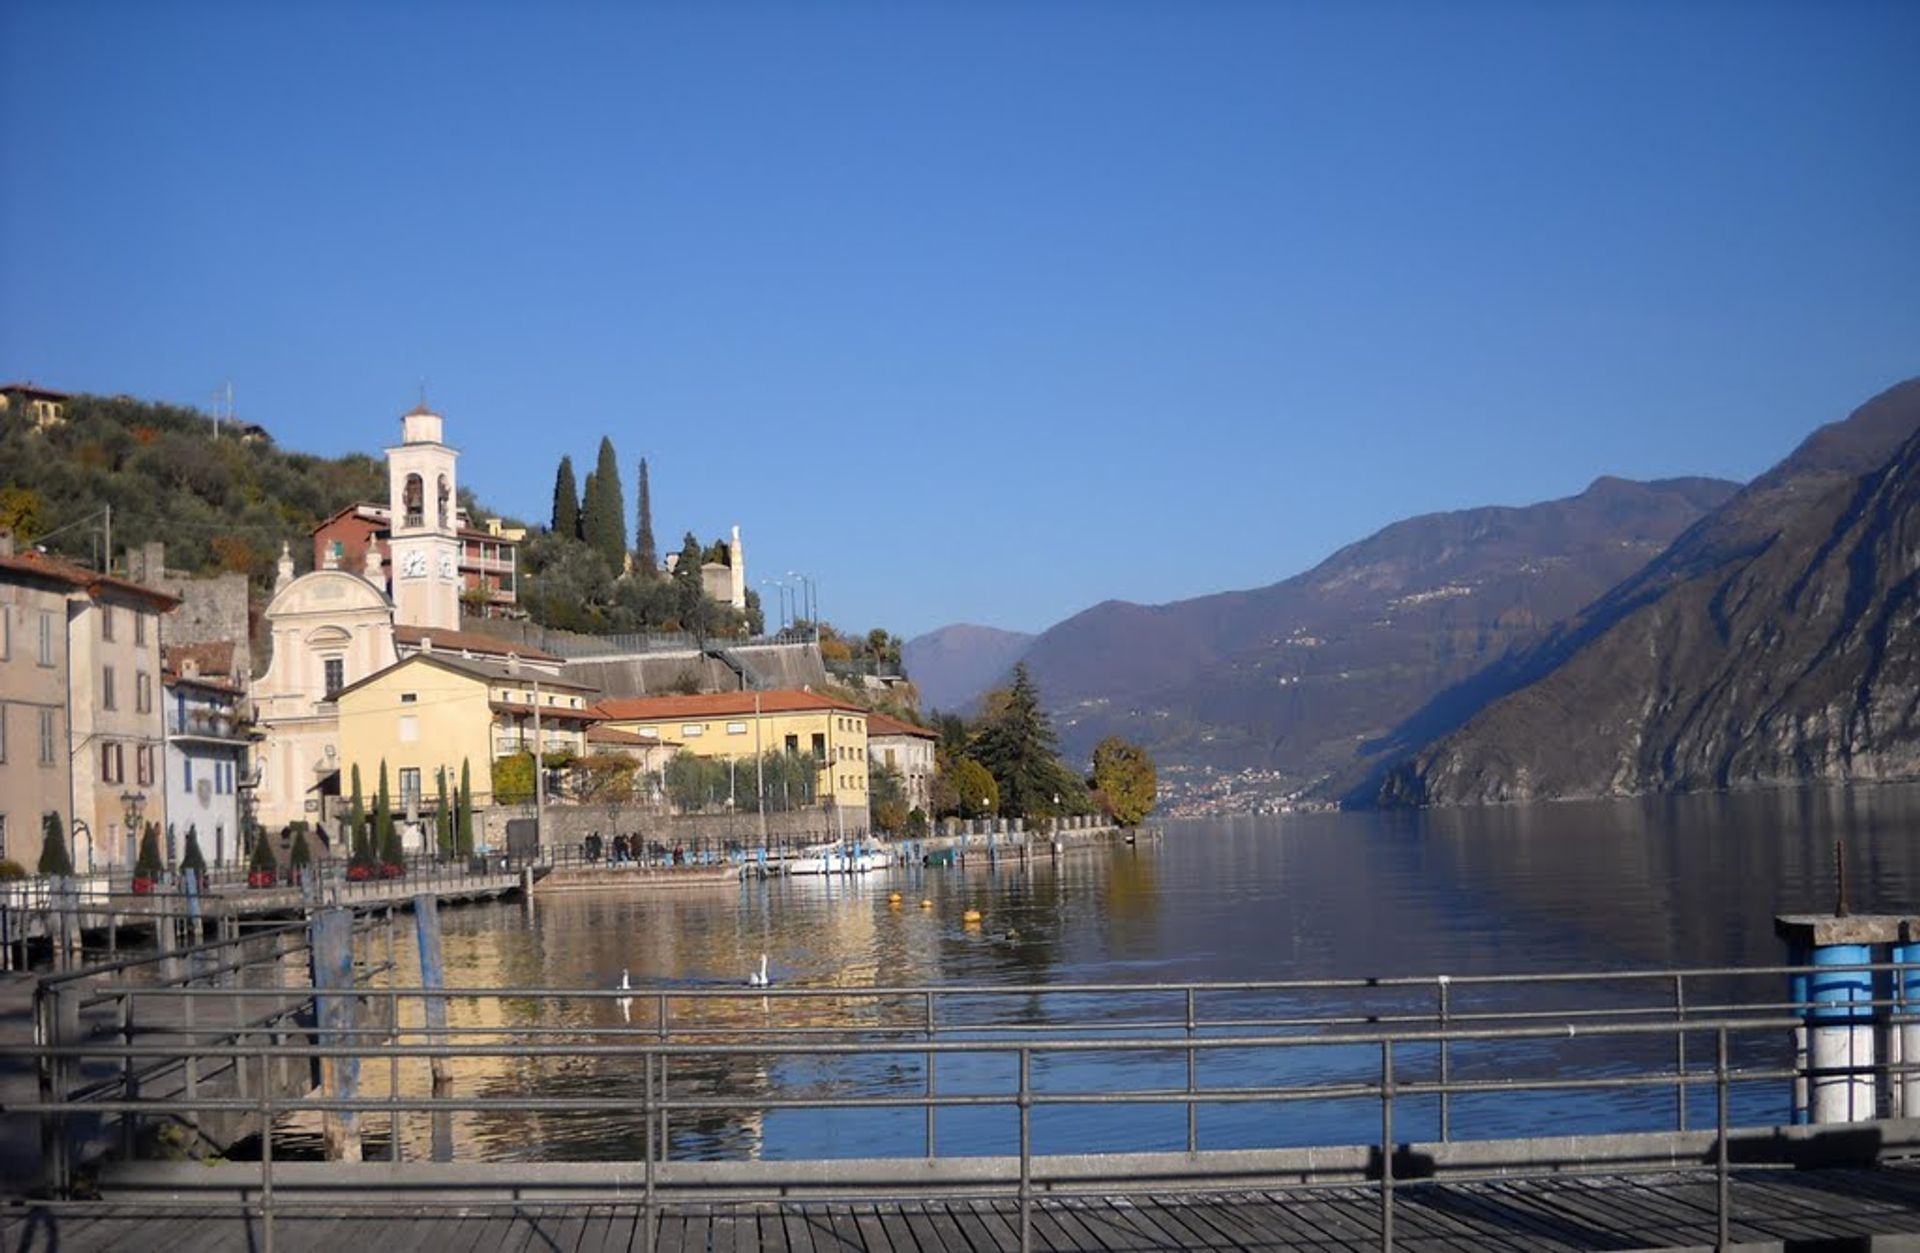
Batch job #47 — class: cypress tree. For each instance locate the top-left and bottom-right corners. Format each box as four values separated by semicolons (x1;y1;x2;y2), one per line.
38;812;73;876
375;760;394;866
579;468;596;542
435;767;452;858
135;822;164;880
181;825;208;878
457;758;475;857
636;456;657;575
582;436;627;571
551;455;580;538
348;763;368;865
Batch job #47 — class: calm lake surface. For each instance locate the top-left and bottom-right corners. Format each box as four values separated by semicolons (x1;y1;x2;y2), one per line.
337;786;1920;1164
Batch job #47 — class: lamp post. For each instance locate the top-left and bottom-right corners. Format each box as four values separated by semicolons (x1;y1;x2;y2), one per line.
761;579;789;634
786;571;817;639
121;790;147;871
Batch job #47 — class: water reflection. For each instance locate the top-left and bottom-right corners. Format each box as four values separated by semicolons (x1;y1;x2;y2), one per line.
319;788;1920;1162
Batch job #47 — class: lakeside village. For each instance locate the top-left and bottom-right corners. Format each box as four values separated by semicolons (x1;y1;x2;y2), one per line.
0;387;1156;885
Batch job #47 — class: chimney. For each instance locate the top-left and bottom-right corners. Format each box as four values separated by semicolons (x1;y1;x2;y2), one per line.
506;653;520;676
420;635;432;654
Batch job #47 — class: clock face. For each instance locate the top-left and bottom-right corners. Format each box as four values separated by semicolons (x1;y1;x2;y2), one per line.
401;550;427;578
438;552;457;579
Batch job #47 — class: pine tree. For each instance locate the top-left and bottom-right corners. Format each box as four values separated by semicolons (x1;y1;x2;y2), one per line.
551;455;580;538
38;811;73;876
457;758;475;857
582;436;628;571
972;663;1070;819
636;456;658;575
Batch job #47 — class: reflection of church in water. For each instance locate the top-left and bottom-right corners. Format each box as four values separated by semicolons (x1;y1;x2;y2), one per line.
251;405;541;835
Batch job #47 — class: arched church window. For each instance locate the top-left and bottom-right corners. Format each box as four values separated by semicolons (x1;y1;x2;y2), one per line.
437;474;451;529
403;474;424;528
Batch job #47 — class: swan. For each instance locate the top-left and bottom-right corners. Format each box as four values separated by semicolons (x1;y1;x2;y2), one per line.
747;953;769;987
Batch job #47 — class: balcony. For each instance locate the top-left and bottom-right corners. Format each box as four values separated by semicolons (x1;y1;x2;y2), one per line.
170;710;246;742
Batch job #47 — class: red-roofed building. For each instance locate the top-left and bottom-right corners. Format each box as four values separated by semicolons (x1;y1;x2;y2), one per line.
312;501;523;617
865;712;938;814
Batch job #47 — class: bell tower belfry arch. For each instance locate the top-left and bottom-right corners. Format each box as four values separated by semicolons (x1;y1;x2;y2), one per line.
385;404;462;631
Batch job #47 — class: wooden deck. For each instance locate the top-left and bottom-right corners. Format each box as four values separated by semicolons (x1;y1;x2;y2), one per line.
8;1165;1920;1251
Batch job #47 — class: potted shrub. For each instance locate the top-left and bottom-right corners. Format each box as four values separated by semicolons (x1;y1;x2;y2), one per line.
289;826;313;886
180;825;208;886
132;823;164;894
248;828;279;888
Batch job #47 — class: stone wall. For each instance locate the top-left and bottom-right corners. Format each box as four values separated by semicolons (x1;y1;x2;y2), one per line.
128;542;255;679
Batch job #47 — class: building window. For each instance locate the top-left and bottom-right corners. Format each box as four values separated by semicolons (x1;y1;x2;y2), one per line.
726;722;748;735
101;605;114;642
185;757;194;789
0;814;6;862
102;741;123;784
136;671;152;713
400;692;417;703
0;607;9;660
0;703;7;763
400;767;421;811
135;612;146;647
399;715;420;743
885;749;897;768
37;611;54;666
681;724;705;738
136;744;153;786
38;709;55;765
330;539;345;561
102;666;116;710
811;733;826;763
785;734;799;755
323;658;344;698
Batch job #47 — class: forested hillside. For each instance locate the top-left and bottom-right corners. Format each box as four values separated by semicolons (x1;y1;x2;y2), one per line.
0;391;387;585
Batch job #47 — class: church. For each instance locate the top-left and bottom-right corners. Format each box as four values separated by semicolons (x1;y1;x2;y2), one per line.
251;405;563;834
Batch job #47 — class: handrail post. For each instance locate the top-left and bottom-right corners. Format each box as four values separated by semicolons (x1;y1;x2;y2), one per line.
389;983;402;1161
120;991;138;1160
657;993;670;1162
925;989;937;1159
1185;986;1198;1153
260;1049;275;1253
1675;974;1689;1132
1018;1045;1033;1253
1380;1038;1395;1252
643;1049;657;1253
1717;1026;1731;1249
1437;978;1451;1142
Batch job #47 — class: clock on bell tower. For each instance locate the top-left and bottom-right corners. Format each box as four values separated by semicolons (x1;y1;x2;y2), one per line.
385;404;463;631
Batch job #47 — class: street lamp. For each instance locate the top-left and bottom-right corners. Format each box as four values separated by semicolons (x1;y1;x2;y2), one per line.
121;790;147;869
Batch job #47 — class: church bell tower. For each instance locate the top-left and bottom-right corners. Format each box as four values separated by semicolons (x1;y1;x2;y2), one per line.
385;404;462;631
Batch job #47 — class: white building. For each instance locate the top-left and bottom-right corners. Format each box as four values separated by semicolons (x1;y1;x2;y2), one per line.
162;644;249;868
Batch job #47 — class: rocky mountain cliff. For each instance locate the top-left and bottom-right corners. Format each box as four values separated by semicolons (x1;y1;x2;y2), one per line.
1380;378;1920;805
1004;474;1739;790
901;623;1036;712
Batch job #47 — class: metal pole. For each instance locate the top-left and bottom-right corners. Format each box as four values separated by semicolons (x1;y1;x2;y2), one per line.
1380;1038;1395;1251
260;1050;275;1253
1018;1046;1032;1253
533;678;546;857
1717;1027;1731;1249
643;1050;657;1253
1675;974;1689;1132
1437;979;1451;1142
925;989;937;1158
1185;986;1198;1153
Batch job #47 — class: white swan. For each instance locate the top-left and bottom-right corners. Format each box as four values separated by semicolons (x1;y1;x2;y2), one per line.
747;953;769;987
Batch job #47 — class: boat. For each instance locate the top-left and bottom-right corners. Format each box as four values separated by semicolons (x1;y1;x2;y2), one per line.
784;841;892;875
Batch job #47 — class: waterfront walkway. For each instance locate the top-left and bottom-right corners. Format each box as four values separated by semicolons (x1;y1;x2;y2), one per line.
7;1165;1920;1250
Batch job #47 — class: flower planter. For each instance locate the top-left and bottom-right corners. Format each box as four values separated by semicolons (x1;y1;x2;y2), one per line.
380;863;405;879
346;863;376;882
131;877;156;895
247;871;276;889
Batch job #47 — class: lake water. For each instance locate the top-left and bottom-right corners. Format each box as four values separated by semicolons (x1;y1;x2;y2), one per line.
329;786;1920;1164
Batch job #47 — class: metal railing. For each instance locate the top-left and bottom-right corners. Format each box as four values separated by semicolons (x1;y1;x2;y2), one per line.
10;957;1920;1250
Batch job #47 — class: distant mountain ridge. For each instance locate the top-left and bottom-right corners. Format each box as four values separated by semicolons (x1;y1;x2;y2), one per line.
901;623;1035;712
1379;377;1920;805
1001;472;1740;789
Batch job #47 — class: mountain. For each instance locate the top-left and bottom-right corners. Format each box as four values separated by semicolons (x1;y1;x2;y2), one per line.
1379;377;1920;805
903;624;1036;712
1010;474;1740;792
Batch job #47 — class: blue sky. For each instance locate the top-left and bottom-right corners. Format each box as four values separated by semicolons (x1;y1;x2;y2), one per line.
4;1;1916;639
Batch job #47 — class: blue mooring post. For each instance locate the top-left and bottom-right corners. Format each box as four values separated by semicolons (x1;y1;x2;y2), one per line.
1788;941;1810;1125
1777;913;1892;1125
1895;932;1920;1117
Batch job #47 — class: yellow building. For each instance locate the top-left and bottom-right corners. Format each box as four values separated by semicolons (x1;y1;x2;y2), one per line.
587;689;870;811
334;652;596;819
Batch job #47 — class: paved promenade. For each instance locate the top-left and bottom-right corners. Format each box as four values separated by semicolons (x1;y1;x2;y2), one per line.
7;1165;1920;1251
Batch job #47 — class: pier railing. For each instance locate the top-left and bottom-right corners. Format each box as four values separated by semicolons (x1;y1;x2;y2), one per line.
10;955;1920;1250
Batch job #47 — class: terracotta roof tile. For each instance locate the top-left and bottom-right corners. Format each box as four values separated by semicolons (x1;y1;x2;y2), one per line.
394;624;558;663
866;712;937;739
589;689;866;722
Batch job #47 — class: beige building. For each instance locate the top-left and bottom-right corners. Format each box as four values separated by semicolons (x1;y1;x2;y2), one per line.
0;539;76;870
865;712;938;814
333;651;594;819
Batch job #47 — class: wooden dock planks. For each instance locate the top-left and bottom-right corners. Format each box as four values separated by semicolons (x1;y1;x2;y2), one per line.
6;1165;1920;1252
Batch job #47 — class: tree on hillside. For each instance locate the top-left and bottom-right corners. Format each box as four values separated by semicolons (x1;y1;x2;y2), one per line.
1090;737;1158;827
39;812;73;876
671;531;714;636
972;663;1071;819
635;457;658;575
551;455;580;538
581;436;627;570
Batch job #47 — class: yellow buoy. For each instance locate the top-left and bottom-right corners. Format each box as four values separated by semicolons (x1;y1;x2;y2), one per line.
962;908;983;924
919;898;934;909
888;891;902;903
